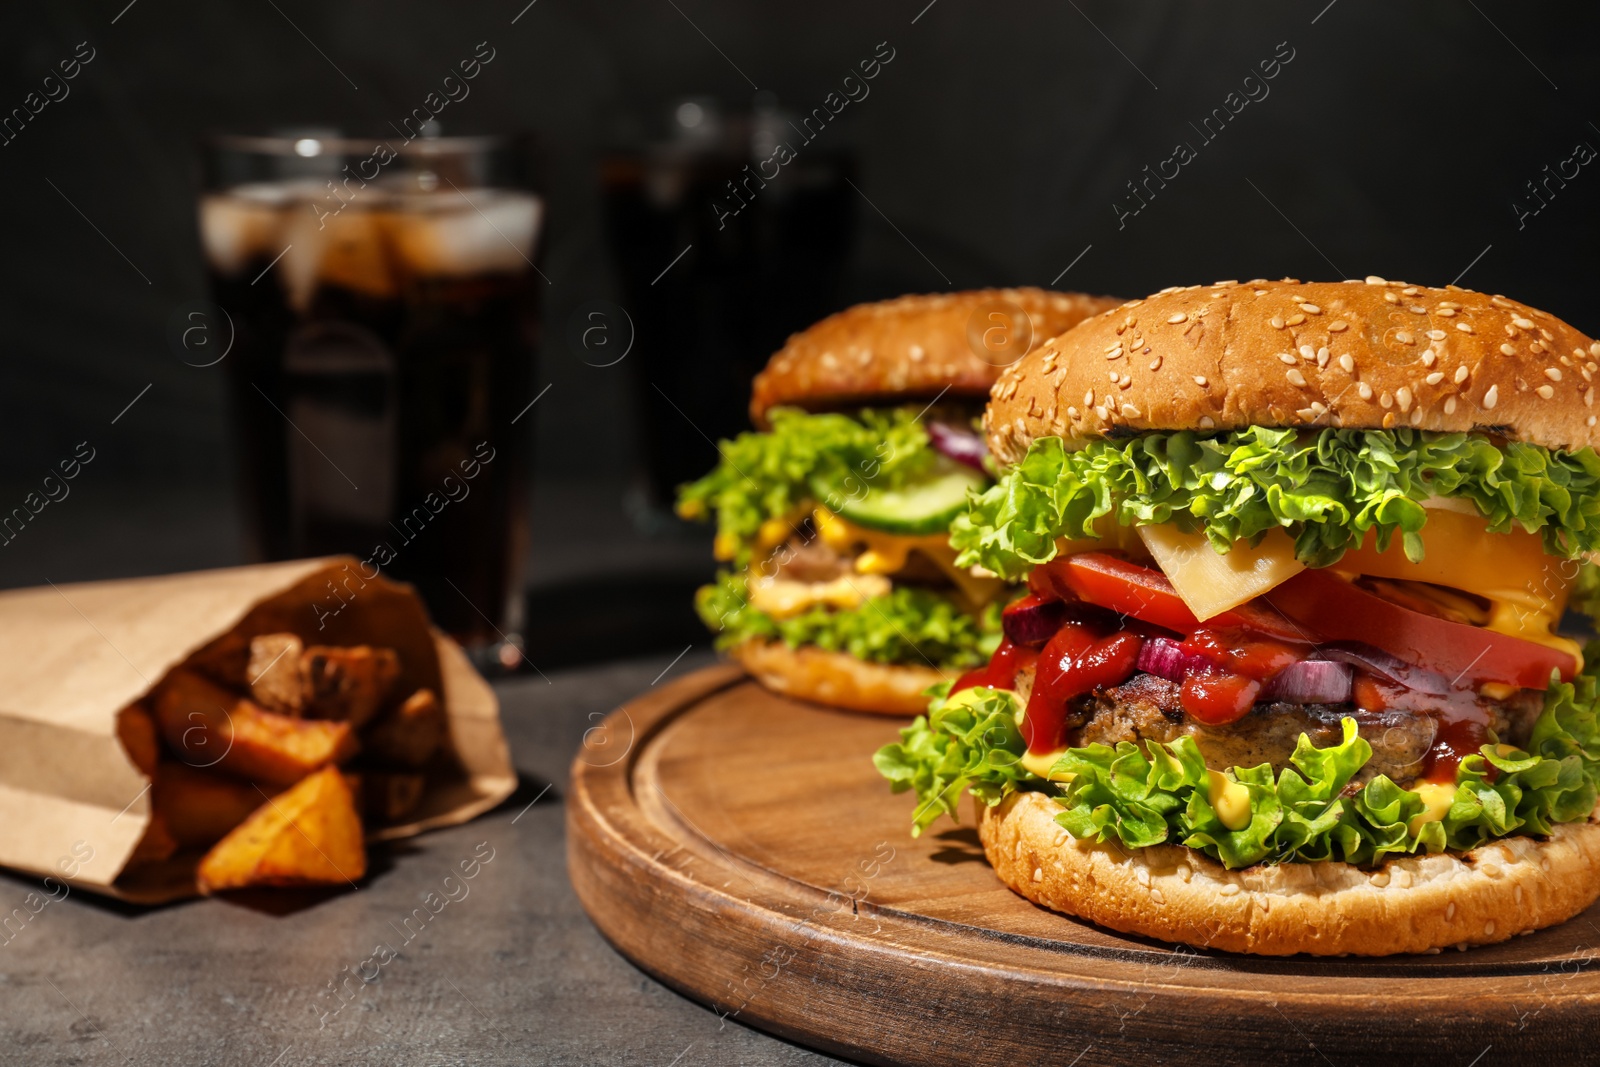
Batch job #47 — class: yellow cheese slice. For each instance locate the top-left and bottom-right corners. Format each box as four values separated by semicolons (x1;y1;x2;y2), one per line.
1137;524;1305;621
814;508;1005;609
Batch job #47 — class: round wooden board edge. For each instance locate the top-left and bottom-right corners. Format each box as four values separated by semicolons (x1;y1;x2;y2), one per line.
565;665;1600;1066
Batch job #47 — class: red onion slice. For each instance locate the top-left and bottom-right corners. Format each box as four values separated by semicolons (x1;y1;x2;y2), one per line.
1319;642;1451;696
1260;660;1353;704
1135;637;1216;682
926;421;989;472
1002;598;1068;647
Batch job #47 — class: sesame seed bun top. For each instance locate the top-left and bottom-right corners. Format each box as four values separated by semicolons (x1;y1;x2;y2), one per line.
983;278;1600;467
749;288;1123;429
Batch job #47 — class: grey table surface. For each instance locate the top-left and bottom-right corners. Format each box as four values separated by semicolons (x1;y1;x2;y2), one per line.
0;650;848;1067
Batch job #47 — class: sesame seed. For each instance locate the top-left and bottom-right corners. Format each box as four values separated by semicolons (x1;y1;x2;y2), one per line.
1286;313;1306;326
1094;405;1108;419
1193;375;1208;387
1456;322;1474;334
1512;317;1534;329
1394;330;1414;345
1531;341;1546;353
1311;401;1328;415
1592;342;1600;357
1382;412;1397;428
1299;303;1322;314
1084;390;1094;406
1317;347;1330;367
1538;385;1555;399
1168;313;1187;324
1425;371;1445;385
1427;330;1446;340
1437;307;1456;317
1365;275;1388;285
1299;344;1315;360
1547;367;1563;381
1198;415;1216;429
1270;315;1285;329
1121;403;1142;417
1384;292;1400;304
1408;305;1426;315
1589;415;1597;426
1445;396;1458;414
1067;406;1078;418
1379;391;1394;409
1485;921;1496;937
1500;344;1516;356
1401;286;1419;295
1107;370;1118;383
1396;386;1413;412
1455;365;1470;384
1587;387;1595;407
1483;384;1500;409
1446;902;1457;920
1286;368;1307;387
1148;357;1162;370
1491;296;1514;308
1338;353;1355;373
1278;352;1297;365
1358;382;1374;400
1107;348;1124;360
1440;301;1460;310
1329;320;1349;332
1296;406;1316;420
1421;351;1437;367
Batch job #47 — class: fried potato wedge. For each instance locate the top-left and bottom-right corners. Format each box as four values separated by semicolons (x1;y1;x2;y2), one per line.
246;633;305;714
153;669;357;786
364;688;446;768
116;702;161;776
196;766;366;892
153;762;272;849
301;645;400;727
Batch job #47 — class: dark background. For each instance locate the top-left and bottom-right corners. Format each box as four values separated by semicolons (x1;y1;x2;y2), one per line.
3;0;1597;664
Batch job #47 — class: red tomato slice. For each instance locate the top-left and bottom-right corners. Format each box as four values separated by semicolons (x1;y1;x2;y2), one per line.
1030;552;1307;642
1269;567;1577;690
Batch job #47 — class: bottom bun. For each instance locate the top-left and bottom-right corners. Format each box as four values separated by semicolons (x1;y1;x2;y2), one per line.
978;790;1600;956
730;639;944;716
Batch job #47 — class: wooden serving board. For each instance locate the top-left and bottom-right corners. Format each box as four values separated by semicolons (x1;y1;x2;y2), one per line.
567;666;1600;1066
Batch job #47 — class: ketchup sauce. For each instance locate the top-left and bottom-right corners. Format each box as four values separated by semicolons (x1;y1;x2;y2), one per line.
1353;673;1498;783
1022;625;1142;753
1176;627;1301;724
950;638;1037;695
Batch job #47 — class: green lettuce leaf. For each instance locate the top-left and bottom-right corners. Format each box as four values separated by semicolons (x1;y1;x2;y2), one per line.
873;685;1031;835
952;427;1600;579
677;406;937;568
698;570;1001;671
876;674;1600;868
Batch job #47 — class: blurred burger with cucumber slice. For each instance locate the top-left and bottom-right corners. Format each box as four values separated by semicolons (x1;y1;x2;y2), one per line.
677;288;1122;714
876;277;1600;954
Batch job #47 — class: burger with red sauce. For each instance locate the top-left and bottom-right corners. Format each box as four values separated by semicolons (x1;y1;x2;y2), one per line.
876;278;1600;956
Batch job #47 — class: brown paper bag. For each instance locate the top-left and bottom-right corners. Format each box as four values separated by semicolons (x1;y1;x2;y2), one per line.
0;557;515;903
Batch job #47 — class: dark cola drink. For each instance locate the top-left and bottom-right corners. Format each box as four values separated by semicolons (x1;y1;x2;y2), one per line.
199;136;542;665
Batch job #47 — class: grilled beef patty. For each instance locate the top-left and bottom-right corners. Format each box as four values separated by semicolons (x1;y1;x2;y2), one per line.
1013;667;1543;787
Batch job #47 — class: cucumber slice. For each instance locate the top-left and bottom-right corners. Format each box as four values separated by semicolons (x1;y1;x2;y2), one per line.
827;458;987;536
